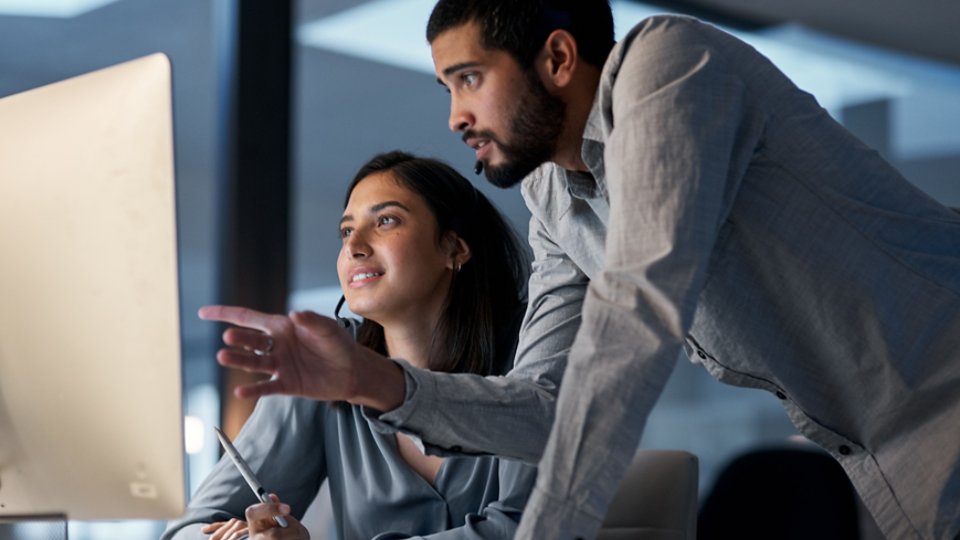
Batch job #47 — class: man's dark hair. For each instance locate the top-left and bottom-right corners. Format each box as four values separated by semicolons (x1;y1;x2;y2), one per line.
344;151;529;377
426;0;615;69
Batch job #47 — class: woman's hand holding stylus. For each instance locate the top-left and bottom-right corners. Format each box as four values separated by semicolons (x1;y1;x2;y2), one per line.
245;494;307;540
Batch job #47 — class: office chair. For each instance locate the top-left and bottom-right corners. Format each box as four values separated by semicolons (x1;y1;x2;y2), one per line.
698;447;860;540
598;449;700;540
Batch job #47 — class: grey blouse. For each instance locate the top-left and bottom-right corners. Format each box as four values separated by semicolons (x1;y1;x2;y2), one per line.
162;319;535;540
161;395;535;540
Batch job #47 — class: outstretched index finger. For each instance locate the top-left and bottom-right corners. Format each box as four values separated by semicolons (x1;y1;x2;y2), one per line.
199;305;272;332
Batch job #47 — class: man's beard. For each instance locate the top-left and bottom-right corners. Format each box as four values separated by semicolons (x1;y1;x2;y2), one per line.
482;70;566;189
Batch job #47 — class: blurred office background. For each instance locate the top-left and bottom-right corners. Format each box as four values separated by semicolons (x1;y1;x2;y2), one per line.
0;0;957;537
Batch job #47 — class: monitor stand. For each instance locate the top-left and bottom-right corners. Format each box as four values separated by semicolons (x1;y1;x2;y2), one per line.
0;514;68;540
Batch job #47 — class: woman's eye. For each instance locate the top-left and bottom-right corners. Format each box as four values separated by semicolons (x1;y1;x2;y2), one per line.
377;215;398;226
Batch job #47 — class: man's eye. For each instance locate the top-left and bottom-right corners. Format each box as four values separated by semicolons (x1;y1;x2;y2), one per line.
378;215;397;226
339;227;352;239
462;73;479;87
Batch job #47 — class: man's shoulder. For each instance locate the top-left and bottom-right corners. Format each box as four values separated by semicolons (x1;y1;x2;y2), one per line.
598;14;753;120
619;14;717;46
607;14;733;71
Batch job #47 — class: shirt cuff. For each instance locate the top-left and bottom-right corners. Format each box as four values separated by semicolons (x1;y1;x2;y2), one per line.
515;486;605;540
361;358;427;434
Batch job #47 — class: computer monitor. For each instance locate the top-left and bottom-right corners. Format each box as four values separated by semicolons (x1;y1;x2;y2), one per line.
0;53;185;521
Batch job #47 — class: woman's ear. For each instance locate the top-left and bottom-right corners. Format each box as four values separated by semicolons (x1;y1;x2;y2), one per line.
537;29;578;88
444;232;472;271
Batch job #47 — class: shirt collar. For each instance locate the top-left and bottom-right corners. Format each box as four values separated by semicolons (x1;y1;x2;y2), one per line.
564;93;606;199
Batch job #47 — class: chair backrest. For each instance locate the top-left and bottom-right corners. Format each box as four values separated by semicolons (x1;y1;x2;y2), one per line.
598;449;699;540
697;447;860;540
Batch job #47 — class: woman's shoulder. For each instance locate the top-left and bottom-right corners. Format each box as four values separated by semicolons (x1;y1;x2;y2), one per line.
249;393;332;425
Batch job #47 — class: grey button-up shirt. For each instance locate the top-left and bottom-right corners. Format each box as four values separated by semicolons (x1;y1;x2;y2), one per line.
370;15;960;540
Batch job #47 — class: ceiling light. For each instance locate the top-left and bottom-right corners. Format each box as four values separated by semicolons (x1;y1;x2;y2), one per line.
0;0;118;18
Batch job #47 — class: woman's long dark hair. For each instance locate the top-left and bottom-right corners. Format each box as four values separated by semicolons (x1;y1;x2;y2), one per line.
344;151;529;377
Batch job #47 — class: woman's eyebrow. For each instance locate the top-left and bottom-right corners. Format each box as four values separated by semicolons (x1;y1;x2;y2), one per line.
339;200;411;227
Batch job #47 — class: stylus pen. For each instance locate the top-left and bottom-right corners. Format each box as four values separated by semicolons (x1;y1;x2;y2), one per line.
214;426;289;528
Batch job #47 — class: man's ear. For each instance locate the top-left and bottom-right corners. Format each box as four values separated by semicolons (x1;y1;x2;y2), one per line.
538;29;578;88
444;232;473;271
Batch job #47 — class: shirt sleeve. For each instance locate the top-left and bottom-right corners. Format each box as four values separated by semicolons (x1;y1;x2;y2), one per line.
517;18;756;539
160;396;329;539
363;212;588;462
372;459;538;540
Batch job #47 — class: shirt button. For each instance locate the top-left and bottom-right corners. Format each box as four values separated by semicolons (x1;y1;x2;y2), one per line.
696;350;707;359
838;445;851;455
776;391;786;400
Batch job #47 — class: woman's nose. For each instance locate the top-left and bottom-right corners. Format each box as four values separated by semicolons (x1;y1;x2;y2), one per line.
344;229;370;258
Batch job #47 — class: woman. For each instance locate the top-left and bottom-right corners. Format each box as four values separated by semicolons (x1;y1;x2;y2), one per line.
161;151;533;540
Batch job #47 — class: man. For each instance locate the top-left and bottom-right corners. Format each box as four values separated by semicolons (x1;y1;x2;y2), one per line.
425;1;959;538
214;1;960;538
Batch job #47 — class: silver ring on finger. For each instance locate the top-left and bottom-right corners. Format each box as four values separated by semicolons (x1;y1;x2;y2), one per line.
254;336;274;356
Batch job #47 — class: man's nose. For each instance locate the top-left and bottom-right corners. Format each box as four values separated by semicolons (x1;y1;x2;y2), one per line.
448;97;473;133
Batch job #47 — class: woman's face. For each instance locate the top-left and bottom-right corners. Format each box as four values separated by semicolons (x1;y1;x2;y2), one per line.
337;171;455;326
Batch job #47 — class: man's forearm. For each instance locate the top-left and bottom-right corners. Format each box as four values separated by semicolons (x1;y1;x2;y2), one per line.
365;364;560;462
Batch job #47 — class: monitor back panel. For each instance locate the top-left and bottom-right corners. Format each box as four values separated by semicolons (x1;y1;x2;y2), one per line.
0;53;184;520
